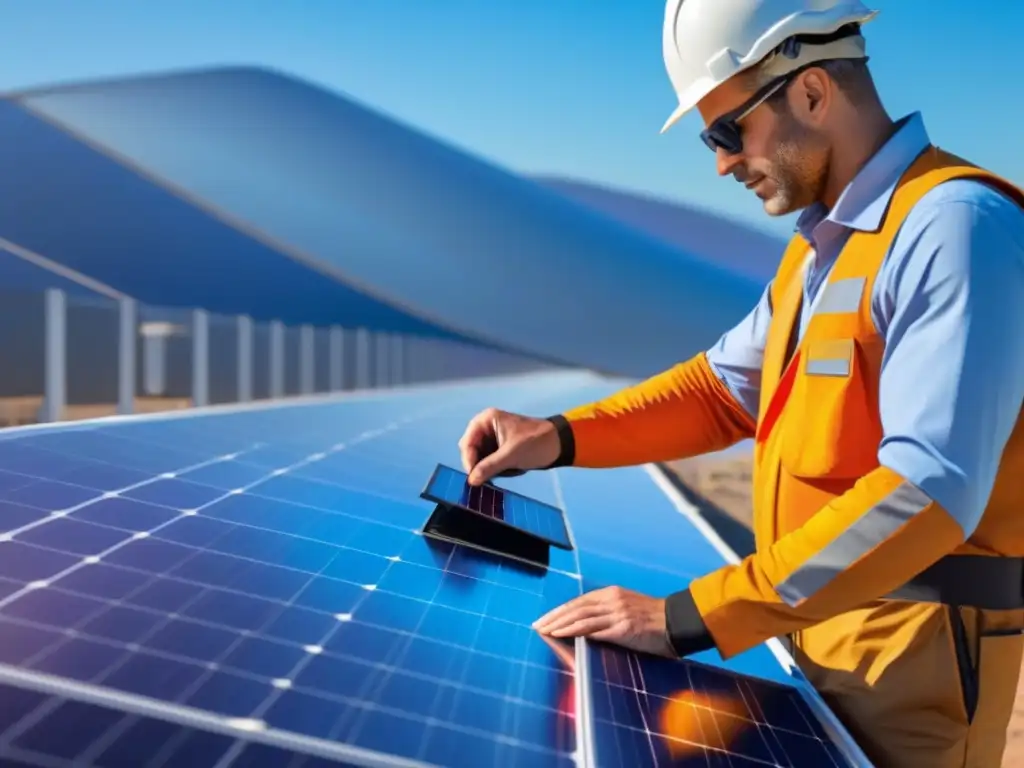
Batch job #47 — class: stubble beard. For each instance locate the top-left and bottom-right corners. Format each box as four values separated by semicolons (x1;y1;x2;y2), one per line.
760;118;829;217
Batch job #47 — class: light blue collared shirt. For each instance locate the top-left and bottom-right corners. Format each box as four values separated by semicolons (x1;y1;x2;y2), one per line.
705;113;1024;535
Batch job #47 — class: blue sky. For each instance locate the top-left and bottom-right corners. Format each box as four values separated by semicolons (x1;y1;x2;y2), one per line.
2;1;1017;236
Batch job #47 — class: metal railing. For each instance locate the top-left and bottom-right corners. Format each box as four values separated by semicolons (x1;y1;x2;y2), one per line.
1;286;552;427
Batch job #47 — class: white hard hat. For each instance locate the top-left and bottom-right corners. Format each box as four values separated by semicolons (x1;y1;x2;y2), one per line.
661;0;879;133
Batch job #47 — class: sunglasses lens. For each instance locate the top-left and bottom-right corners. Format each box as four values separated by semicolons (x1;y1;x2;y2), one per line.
701;125;742;155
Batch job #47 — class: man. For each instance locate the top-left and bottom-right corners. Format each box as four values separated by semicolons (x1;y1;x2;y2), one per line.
458;1;1024;766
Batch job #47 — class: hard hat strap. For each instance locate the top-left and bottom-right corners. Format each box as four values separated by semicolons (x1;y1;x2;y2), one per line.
761;25;868;79
777;22;864;60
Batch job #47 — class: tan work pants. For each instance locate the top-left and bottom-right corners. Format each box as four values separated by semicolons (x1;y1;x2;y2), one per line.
792;601;1024;767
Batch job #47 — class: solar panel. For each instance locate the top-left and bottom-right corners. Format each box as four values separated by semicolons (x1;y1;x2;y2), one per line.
421;463;573;550
0;394;586;766
589;647;855;766
0;374;870;767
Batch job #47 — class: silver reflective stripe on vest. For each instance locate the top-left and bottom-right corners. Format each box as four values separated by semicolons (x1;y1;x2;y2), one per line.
806;357;850;377
815;276;866;315
774;481;933;607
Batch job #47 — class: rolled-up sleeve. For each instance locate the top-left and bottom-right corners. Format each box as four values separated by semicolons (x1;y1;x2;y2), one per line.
668;180;1024;659
705;282;773;421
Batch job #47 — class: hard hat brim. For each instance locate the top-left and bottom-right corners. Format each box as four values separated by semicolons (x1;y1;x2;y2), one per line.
660;104;687;134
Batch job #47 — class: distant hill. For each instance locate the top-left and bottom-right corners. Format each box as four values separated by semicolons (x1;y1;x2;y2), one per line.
1;65;766;379
533;176;784;284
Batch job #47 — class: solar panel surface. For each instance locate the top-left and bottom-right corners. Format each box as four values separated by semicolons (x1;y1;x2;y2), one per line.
0;371;870;767
422;464;572;550
589;648;854;766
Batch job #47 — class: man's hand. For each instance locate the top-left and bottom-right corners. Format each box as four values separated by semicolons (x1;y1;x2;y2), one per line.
532;586;677;658
458;408;561;486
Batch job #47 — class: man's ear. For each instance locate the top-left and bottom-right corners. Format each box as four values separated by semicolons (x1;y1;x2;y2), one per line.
791;67;832;123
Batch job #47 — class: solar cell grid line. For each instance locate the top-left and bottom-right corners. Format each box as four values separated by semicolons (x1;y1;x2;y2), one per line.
0;528;585;765
0;382;622;765
0;665;423;767
0;431;364;617
547;462;862;768
0;524;573;768
0;410;432;765
199;535;459;768
0;428;593;765
0;434;413;765
0;443;265;555
86;475;415;766
587;646;856;767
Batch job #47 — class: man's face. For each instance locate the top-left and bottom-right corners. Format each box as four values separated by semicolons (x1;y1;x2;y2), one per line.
696;73;830;216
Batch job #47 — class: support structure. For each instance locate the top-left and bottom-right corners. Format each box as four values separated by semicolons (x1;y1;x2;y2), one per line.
191;309;209;407
237;315;253;402
355;327;370;389
299;324;315;395
141;325;169;396
376;332;390;387
269;320;285;398
41;288;66;423
117;297;136;415
329;326;344;392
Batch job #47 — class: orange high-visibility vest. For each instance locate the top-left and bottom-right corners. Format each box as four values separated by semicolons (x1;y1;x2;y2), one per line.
735;145;1024;768
754;145;1024;570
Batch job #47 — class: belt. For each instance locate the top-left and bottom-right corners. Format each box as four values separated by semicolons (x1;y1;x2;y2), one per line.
884;554;1024;611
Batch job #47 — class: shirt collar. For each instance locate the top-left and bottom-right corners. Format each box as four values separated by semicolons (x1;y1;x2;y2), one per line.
795;112;931;241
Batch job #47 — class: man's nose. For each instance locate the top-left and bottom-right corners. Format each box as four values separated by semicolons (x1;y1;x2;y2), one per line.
716;147;744;177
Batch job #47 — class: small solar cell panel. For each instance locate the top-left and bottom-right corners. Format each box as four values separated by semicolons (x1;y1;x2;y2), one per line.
422;464;572;550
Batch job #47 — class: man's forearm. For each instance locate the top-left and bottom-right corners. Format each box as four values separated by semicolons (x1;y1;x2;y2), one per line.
549;352;756;468
668;465;966;659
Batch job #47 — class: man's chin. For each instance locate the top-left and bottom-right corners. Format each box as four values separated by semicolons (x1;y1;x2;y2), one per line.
761;194;798;217
761;200;789;216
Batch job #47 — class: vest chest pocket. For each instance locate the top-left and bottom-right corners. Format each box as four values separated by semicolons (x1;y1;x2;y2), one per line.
780;336;884;480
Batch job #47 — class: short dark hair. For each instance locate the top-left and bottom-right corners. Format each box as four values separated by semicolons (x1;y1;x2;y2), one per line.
744;57;879;108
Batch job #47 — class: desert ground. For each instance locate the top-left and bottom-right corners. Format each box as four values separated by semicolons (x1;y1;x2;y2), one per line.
665;454;1024;767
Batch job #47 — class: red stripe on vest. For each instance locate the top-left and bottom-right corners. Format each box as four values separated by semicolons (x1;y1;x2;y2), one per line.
756;350;800;445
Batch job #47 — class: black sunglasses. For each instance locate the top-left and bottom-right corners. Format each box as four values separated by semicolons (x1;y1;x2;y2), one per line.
699;71;796;155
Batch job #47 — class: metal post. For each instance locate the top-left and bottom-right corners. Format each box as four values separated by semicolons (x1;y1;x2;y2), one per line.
41;288;66;423
237;315;253;402
299;324;314;395
191;309;209;407
355;327;370;389
329;326;344;391
269;320;285;398
142;327;168;396
116;297;136;415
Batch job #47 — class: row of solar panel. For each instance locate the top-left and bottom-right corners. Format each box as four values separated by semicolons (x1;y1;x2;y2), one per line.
0;372;861;766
